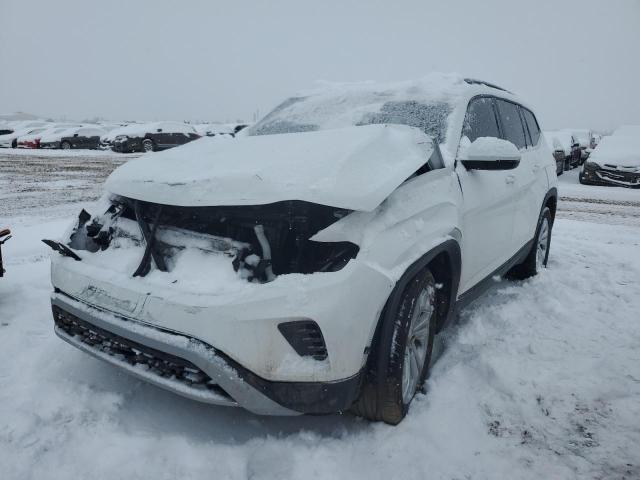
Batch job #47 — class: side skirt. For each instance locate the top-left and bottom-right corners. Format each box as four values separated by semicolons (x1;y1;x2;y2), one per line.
454;239;534;312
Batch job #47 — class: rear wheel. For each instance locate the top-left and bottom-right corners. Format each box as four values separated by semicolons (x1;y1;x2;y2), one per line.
142;139;155;152
61;141;71;150
508;207;552;279
351;268;438;424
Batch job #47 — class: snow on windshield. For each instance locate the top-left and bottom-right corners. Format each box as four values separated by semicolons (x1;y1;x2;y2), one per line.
248;73;467;143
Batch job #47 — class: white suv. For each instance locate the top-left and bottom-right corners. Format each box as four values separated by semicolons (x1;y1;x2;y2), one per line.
47;75;557;424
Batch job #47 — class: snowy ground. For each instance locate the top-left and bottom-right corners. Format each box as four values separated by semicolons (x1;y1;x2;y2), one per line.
1;156;639;479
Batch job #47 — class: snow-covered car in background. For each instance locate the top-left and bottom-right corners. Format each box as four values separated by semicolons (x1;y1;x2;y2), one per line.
543;132;565;176
195;123;249;138
579;126;640;188
0;127;48;148
572;129;593;162
544;130;581;170
106;122;200;153
46;75;557;424
16;129;47;149
39;126;106;150
0;123;13;136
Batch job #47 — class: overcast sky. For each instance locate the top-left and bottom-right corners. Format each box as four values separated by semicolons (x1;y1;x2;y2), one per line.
1;0;638;131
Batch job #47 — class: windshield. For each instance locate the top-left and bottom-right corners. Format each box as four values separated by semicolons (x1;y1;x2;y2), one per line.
250;97;452;143
247;75;467;143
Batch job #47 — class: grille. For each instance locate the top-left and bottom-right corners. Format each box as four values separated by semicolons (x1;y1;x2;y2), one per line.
277;320;328;361
52;305;231;399
597;169;640;184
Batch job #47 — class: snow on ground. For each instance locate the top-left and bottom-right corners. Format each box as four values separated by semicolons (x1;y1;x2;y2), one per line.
1;154;639;479
0;151;135;219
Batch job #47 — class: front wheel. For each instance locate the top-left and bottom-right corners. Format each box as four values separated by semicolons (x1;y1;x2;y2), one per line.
61;141;71;150
351;268;438;424
142;139;155;152
508;207;552;279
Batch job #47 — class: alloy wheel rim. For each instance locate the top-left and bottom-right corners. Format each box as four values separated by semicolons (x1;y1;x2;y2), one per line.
143;141;153;151
536;218;549;270
402;285;434;403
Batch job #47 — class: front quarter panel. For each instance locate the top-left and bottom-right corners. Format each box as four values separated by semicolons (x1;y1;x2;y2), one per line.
313;167;462;281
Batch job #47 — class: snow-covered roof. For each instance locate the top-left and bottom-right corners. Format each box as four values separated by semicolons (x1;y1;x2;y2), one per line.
106;123;435;211
102;122;196;141
194;123;246;136
544;130;576;155
589;133;640;167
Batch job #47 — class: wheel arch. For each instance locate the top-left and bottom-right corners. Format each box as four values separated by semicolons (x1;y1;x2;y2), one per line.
542;187;558;226
366;238;461;357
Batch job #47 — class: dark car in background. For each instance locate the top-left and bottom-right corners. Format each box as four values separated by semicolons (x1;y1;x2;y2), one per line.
39;126;105;150
580;126;640;188
108;122;200;153
544;130;582;171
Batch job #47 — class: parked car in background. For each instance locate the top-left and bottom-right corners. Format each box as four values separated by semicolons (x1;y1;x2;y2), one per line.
16;129;47;149
544;130;581;170
46;75;557;425
543;132;565;176
195;123;250;138
40;126;106;150
106;122;200;153
0;127;48;148
580;126;640;188
0;122;13;136
571;129;593;163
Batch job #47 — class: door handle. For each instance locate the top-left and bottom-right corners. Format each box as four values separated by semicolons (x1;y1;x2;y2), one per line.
505;174;516;184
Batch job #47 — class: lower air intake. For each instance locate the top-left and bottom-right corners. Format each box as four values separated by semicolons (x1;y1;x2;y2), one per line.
277;320;328;361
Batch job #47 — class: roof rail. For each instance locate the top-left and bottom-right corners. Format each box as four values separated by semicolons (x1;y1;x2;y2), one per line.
463;78;512;94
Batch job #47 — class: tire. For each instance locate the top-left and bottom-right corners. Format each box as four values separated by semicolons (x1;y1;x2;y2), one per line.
351;268;438;424
142;139;155;152
508;207;552;280
61;141;71;150
11;139;17;148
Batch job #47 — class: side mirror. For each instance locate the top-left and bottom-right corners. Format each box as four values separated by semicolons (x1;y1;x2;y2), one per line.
459;137;521;170
73;133;79;137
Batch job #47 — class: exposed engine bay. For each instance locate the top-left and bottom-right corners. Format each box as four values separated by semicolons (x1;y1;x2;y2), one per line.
47;196;360;283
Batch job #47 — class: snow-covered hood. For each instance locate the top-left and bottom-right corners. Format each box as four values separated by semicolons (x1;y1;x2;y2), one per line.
106;124;435;211
590;135;640;168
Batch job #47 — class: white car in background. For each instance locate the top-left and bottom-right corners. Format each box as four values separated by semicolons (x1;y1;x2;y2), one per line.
46;75;558;424
0;127;48;148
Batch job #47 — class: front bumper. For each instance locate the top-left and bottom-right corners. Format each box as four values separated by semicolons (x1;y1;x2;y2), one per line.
580;164;640;188
51;291;364;415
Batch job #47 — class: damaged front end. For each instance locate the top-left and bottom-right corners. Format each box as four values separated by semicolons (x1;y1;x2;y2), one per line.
45;196;360;284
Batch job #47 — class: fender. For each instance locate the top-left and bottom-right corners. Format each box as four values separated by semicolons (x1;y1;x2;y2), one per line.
367;238;461;353
541;187;558;224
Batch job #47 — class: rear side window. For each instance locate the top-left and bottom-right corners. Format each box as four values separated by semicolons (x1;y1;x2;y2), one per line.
521;108;541;146
495;99;527;149
462;97;500;142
